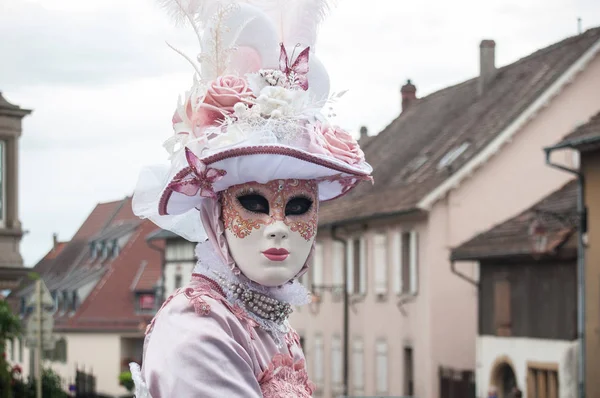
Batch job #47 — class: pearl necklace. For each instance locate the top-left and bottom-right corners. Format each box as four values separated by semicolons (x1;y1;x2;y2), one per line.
228;282;293;325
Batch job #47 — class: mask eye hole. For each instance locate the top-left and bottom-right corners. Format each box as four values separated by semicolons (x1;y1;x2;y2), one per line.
237;194;269;214
285;197;313;216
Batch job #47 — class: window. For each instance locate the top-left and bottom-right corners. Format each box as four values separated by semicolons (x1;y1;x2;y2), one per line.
9;339;14;361
494;279;511;336
404;347;414;396
312;243;324;291
438;142;470;170
332;241;344;290
0;140;5;226
90;242;98;259
100;242;109;260
112;240;120;258
174;274;183;290
138;294;156;312
18;338;23;363
347;238;366;295
314;334;324;389
527;363;558;398
62;291;70;314
52;338;67;363
166;240;196;262
331;335;343;392
71;291;79;313
375;339;388;395
394;230;419;295
352;337;364;395
373;233;388;296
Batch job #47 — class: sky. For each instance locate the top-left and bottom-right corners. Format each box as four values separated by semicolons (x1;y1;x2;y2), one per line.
1;0;599;267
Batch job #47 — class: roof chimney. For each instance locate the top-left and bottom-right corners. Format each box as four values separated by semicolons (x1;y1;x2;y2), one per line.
479;40;496;95
359;126;368;141
401;79;417;112
52;233;58;250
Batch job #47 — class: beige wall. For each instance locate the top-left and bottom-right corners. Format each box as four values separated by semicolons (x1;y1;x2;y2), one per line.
583;150;600;398
293;44;600;398
8;332;140;396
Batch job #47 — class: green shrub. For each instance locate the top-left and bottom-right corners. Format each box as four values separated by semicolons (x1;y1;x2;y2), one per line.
118;371;134;393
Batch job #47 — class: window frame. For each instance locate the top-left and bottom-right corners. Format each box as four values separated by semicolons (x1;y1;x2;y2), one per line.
331;334;343;392
0;140;5;228
313;334;324;389
526;362;559;398
347;236;367;295
352;337;365;395
373;232;388;298
393;229;419;296
375;338;389;395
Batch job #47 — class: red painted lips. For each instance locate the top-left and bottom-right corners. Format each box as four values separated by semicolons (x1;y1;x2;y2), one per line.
262;248;290;262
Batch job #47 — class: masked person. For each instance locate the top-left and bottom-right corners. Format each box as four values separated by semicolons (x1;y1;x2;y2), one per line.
129;1;373;397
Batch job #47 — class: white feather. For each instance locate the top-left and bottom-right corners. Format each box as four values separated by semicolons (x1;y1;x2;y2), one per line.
155;0;222;26
287;0;337;48
243;0;336;47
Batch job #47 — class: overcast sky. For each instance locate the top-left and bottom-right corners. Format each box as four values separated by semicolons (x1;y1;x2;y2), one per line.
2;0;599;266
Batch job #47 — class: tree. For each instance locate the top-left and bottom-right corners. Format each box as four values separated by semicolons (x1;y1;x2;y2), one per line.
0;300;22;398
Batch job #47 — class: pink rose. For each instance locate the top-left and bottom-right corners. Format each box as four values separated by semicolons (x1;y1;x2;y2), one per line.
309;123;365;165
194;75;254;127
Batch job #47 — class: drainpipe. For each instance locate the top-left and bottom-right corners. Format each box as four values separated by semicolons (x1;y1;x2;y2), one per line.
147;239;166;307
544;147;587;398
450;261;478;287
331;226;349;398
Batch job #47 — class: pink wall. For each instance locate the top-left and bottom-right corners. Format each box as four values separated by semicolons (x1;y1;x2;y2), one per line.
428;50;600;394
291;49;600;397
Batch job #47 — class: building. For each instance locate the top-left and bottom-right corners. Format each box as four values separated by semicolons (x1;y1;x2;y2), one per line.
146;229;195;299
290;27;600;398
7;197;162;396
0;92;32;292
545;111;600;398
451;180;579;398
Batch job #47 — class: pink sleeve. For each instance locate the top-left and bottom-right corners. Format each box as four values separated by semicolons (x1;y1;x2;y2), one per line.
143;295;262;398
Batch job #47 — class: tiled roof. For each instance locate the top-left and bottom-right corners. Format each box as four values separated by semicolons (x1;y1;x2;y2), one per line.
319;27;600;226
450;180;578;261
55;219;162;332
131;259;163;292
19;196;162;332
550;110;600;152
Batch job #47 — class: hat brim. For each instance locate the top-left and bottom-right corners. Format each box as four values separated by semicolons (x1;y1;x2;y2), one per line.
159;145;372;216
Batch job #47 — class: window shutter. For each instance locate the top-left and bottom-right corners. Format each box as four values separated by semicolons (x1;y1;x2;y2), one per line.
374;233;388;295
393;231;402;294
313;243;324;288
376;339;389;394
331;335;343;389
352;337;364;394
409;231;419;294
332;241;344;286
494;279;511;336
314;334;324;386
346;239;354;294
359;237;367;295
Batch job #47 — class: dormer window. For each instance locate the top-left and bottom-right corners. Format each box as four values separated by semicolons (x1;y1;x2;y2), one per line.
112;240;120;258
100;242;109;260
70;291;79;314
136;293;156;314
90;242;98;259
61;291;70;314
438;142;470;170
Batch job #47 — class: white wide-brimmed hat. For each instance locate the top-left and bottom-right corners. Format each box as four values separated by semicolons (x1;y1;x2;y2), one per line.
133;0;373;241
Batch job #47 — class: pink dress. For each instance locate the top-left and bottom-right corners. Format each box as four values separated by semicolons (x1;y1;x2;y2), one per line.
131;243;314;398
